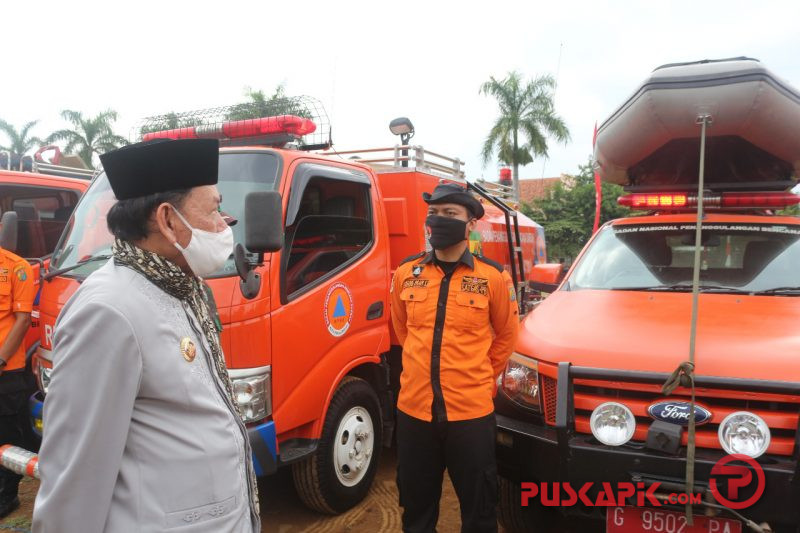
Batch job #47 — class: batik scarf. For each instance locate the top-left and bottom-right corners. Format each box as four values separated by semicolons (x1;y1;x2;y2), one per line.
112;239;261;519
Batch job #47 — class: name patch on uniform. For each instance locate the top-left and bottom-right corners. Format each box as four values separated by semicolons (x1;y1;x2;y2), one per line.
461;276;488;295
403;279;429;289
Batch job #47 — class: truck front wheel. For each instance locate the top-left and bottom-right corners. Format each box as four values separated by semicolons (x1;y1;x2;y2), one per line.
292;376;382;514
498;475;549;532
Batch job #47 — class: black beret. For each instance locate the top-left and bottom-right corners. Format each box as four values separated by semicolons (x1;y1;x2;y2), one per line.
422;183;484;219
100;139;219;200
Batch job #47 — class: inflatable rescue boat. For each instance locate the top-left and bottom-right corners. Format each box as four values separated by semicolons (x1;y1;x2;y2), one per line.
594;57;800;191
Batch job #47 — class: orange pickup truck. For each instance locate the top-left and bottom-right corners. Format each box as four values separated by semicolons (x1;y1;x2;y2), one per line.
495;58;800;532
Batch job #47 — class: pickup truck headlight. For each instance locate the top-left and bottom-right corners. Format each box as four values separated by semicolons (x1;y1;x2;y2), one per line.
501;353;541;412
33;349;53;395
229;366;271;424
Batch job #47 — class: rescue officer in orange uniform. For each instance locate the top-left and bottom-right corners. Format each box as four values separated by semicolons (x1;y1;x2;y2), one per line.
0;223;35;518
391;183;520;533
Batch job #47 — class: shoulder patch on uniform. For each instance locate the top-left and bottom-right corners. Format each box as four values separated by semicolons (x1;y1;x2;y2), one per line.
474;254;504;273
399;251;426;266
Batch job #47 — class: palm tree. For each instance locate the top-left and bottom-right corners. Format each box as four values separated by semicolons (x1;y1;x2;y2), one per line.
47;110;129;169
140;112;203;136
480;72;570;201
0;119;43;166
226;84;310;121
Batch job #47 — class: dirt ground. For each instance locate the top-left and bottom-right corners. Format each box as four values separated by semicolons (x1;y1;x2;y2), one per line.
0;448;462;533
1;448;599;532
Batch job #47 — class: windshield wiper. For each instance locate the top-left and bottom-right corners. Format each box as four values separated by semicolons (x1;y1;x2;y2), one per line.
754;286;800;295
44;254;113;281
614;284;751;294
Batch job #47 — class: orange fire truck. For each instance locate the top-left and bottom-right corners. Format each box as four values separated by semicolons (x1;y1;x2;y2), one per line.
1;149;92;380
28;99;545;513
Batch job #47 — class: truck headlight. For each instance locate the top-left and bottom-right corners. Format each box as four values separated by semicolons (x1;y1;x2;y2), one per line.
590;402;636;446
228;366;271;424
33;349;53;395
718;411;770;458
501;353;540;412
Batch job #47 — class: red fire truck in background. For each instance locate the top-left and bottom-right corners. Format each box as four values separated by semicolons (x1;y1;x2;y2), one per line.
28;99;546;513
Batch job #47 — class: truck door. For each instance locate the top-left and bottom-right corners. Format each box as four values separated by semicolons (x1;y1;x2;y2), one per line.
270;162;387;435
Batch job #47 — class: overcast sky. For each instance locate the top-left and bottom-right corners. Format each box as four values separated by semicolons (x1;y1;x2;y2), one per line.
3;0;799;181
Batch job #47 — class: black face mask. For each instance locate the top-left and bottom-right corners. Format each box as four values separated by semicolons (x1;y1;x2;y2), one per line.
425;215;468;250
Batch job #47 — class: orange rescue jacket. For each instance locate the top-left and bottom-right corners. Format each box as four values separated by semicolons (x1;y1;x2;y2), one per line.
391;249;519;422
0;247;35;370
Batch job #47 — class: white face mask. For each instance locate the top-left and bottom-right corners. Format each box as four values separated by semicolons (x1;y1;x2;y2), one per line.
171;207;234;278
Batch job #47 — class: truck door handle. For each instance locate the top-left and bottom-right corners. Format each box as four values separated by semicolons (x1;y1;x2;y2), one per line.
366;301;384;320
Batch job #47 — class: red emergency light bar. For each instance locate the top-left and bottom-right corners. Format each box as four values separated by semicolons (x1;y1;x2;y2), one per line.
618;191;800;210
142;115;317;142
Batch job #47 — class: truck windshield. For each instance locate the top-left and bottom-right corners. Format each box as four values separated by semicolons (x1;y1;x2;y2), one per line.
569;223;800;294
50;151;281;279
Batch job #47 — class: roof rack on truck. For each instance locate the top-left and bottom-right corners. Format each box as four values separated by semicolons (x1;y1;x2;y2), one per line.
328;145;529;309
1;150;96;180
137;96;332;151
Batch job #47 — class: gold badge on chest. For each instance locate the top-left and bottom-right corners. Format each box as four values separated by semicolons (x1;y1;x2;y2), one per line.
180;337;196;362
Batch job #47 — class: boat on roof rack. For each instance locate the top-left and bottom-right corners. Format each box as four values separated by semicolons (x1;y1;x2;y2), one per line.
594;57;800;192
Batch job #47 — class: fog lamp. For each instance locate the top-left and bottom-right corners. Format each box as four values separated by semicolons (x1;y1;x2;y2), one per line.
590;402;636;446
718;411;770;458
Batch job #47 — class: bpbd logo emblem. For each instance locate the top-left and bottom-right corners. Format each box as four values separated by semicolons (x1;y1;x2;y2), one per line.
647;400;712;426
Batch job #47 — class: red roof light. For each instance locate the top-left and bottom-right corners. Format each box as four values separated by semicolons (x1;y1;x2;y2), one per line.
142;115;317;142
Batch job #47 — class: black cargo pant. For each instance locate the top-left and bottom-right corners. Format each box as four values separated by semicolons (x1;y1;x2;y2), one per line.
0;369;35;503
396;410;498;533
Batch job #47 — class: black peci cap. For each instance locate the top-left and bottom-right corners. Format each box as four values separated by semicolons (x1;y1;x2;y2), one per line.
422;183;484;219
100;139;219;200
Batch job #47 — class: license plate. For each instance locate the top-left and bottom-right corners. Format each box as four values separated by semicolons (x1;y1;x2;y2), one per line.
607;506;742;533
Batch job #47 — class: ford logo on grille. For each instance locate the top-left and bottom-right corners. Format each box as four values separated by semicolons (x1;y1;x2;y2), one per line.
647;401;712;426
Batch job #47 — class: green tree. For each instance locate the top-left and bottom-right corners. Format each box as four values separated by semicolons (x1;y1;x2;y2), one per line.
140;112;203;136
225;84;310;121
480;72;570;200
0;119;42;159
47;110;128;169
523;159;630;263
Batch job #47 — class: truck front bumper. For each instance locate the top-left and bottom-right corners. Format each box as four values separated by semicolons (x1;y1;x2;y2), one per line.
495;363;800;528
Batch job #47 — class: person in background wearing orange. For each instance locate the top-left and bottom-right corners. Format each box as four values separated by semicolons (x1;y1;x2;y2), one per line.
391;183;519;533
0;216;35;519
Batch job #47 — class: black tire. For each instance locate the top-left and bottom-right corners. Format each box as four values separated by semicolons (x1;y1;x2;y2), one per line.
498;475;547;532
292;376;383;514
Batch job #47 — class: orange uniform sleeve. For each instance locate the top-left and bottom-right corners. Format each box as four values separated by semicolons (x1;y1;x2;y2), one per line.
11;260;35;313
390;268;408;346
487;270;519;377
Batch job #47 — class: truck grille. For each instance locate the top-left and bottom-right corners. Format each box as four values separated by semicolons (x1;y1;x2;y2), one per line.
540;377;800;456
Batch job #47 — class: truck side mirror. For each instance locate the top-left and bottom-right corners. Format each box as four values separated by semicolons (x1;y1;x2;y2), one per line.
245;191;284;254
530;263;564;293
235;191;284;299
0;211;19;252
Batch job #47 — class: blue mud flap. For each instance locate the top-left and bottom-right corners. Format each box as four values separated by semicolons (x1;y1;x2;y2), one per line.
29;392;44;437
248;420;277;476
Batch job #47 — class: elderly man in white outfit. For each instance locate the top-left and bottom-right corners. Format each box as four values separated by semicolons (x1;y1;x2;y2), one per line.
33;138;259;532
